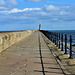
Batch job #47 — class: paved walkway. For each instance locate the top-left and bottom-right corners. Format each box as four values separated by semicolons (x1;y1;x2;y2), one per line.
0;31;64;75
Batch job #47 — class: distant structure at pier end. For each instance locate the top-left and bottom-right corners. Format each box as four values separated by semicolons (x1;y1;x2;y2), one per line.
39;24;41;30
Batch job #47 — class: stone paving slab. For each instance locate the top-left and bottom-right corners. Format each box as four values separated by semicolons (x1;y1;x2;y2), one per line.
0;31;64;75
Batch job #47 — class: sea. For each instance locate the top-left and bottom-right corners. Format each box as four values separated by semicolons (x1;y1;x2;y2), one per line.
48;30;75;44
48;30;75;58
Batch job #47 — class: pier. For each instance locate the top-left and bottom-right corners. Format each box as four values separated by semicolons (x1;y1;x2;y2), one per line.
0;30;75;75
0;0;75;74
0;31;64;75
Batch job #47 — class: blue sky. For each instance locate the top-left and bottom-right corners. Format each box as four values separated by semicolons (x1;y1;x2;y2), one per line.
0;0;75;31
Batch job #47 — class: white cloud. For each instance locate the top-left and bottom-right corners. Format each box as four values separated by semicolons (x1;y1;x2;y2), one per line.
0;0;18;11
60;11;69;15
0;5;75;27
3;8;41;13
38;11;47;16
0;6;9;10
24;0;45;2
44;5;60;11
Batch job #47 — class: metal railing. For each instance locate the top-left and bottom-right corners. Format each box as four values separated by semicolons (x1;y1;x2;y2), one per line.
40;30;75;59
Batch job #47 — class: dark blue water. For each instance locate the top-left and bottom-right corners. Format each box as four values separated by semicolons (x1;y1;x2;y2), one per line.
48;30;75;44
48;30;75;58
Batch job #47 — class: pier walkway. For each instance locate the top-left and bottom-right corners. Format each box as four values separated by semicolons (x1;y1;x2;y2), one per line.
0;31;64;75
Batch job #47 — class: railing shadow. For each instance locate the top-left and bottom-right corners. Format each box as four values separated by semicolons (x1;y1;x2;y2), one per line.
33;31;64;75
38;32;45;75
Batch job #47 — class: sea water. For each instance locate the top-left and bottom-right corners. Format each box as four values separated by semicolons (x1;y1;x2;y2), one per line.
48;30;75;58
48;30;75;44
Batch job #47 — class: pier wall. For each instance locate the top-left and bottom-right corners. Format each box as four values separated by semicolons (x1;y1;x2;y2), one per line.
0;30;35;53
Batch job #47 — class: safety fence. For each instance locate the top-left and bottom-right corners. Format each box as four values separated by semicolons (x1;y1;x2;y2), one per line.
40;30;75;59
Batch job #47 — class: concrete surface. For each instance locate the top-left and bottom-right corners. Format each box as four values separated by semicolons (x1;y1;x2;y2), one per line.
0;31;64;75
0;30;35;53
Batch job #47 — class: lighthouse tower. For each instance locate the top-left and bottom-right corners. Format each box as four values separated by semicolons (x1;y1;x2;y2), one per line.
39;24;41;30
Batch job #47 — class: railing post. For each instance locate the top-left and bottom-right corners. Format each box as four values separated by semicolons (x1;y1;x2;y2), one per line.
52;33;53;42
59;33;60;48
50;35;51;41
51;33;52;41
55;33;57;45
64;34;67;54
49;32;51;41
61;33;63;51
50;32;51;41
57;33;58;47
69;35;73;59
54;33;55;44
53;33;54;43
51;34;52;41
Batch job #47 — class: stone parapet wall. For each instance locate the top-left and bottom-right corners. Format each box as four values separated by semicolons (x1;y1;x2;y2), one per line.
0;30;35;52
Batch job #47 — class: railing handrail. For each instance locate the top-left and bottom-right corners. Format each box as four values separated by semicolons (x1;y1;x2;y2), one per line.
40;30;75;59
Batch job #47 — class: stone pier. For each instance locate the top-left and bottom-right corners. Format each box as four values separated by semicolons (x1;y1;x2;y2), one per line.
0;31;64;75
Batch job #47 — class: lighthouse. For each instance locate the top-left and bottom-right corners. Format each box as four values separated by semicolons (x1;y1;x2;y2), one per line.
39;24;41;30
